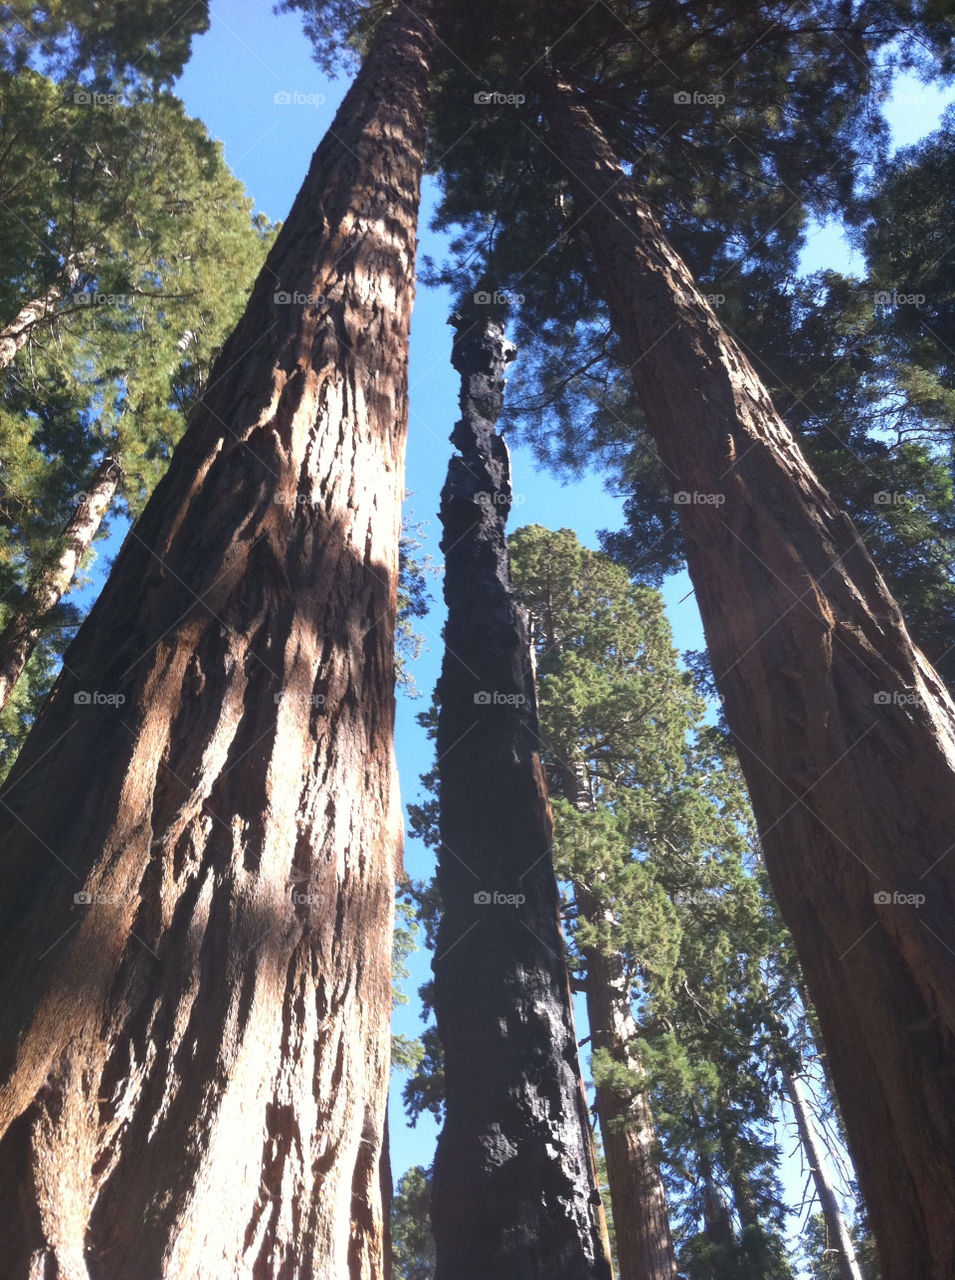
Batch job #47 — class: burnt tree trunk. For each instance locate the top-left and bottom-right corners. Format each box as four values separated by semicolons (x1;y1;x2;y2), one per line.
0;5;435;1276
539;70;955;1280
579;894;678;1280
785;1068;865;1280
0;455;122;716
431;303;612;1280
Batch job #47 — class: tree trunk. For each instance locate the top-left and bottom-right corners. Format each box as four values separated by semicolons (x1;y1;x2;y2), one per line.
0;456;122;717
431;303;612;1280
579;887;677;1280
0;263;81;368
0;5;435;1276
539;70;955;1280
785;1068;865;1280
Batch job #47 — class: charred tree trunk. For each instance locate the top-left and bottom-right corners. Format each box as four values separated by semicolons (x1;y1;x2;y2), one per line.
538;70;955;1280
578;888;678;1280
431;303;612;1280
0;456;122;716
785;1068;865;1280
0;5;435;1276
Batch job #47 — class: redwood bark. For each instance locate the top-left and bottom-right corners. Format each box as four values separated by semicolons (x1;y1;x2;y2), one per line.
431;304;612;1280
0;456;121;716
539;72;955;1280
785;1068;865;1280
0;6;435;1276
578;895;678;1280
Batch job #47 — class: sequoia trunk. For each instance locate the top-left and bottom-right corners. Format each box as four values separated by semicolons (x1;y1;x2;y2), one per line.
579;892;677;1280
0;6;434;1276
0;455;121;716
431;304;612;1280
785;1068;865;1280
540;72;955;1280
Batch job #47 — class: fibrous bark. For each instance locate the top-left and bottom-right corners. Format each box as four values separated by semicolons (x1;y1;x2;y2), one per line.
785;1067;865;1280
578;887;677;1280
539;69;955;1280
0;5;435;1275
0;455;121;716
431;303;612;1280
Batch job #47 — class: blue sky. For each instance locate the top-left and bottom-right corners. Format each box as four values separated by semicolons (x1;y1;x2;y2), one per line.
152;0;955;1260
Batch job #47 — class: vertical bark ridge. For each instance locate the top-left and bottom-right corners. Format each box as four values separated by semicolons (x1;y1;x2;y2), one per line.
538;69;955;1280
0;5;436;1276
431;302;612;1280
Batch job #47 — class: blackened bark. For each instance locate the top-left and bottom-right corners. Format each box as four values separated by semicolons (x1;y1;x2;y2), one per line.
0;456;122;716
578;889;677;1280
539;71;955;1280
0;5;435;1276
785;1068;865;1280
431;303;612;1280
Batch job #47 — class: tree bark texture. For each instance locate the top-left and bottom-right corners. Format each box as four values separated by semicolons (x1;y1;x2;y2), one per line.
785;1068;865;1280
431;304;612;1280
0;264;81;369
578;888;678;1280
0;456;122;716
0;5;435;1276
539;71;955;1280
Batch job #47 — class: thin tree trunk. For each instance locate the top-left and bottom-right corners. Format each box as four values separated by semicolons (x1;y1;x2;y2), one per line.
538;70;955;1280
431;303;613;1280
0;263;81;368
0;6;435;1277
578;886;678;1280
0;456;121;716
785;1068;865;1280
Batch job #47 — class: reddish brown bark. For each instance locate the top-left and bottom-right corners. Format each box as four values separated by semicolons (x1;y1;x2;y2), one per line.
431;305;612;1280
0;5;435;1276
0;456;122;716
539;71;955;1280
578;894;677;1280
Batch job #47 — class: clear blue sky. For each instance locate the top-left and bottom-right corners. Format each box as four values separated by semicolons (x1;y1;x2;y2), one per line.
96;0;949;1262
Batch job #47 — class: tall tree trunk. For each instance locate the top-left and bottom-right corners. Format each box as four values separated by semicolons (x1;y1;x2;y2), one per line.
431;303;612;1280
0;263;82;368
538;70;955;1280
785;1068;865;1280
0;6;435;1276
578;886;677;1280
0;455;121;716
